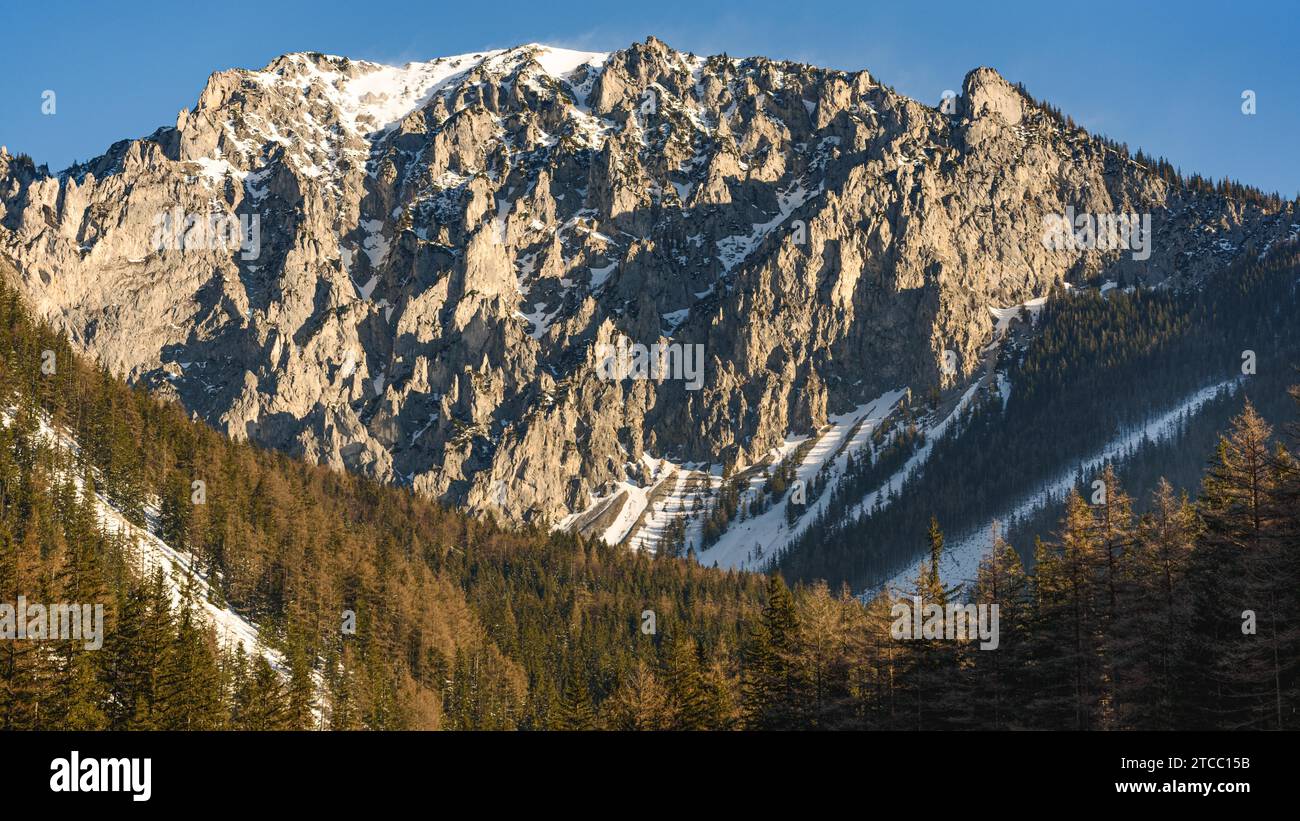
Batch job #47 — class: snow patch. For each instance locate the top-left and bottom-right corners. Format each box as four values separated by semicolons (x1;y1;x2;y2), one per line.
878;376;1244;594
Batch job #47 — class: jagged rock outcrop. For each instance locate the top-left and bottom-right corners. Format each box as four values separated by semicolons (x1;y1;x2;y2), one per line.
0;38;1291;535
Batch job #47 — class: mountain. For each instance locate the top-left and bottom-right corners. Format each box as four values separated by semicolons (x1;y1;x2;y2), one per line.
2;37;1297;588
4;270;1299;731
0;278;764;728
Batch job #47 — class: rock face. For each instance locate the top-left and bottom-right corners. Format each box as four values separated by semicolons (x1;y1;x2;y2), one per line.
0;38;1289;544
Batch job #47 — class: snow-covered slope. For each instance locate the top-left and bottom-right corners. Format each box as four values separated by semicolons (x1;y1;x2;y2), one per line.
696;389;908;570
879;376;1244;593
2;408;294;680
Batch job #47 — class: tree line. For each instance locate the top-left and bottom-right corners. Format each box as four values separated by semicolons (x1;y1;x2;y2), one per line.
1;268;1296;729
781;243;1300;591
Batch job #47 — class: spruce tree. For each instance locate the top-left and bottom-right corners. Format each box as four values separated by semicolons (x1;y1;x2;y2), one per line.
555;674;596;730
664;636;711;729
1113;480;1196;729
969;525;1029;729
600;660;668;730
741;574;801;729
1187;402;1281;728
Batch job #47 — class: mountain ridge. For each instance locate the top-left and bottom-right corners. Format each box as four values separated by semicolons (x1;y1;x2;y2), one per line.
1;36;1293;576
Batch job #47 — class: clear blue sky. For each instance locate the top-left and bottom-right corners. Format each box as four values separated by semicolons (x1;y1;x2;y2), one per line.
4;0;1296;195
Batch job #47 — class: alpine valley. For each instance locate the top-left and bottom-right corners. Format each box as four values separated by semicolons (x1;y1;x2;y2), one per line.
2;36;1299;731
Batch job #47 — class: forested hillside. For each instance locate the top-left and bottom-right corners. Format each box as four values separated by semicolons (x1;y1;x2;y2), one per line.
2;273;1297;730
782;244;1300;590
0;279;764;729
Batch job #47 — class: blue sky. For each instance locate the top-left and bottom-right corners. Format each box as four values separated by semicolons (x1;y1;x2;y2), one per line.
4;0;1296;194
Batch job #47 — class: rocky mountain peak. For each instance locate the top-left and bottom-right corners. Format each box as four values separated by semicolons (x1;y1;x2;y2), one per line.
0;38;1290;565
960;65;1025;125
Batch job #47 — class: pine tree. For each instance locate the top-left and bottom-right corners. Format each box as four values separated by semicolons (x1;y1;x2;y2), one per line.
1112;480;1196;729
853;590;905;729
1025;493;1103;729
235;655;291;730
285;629;319;730
0;513;49;729
925;516;945;600
600;660;668;731
899;548;965;729
554;674;596;730
101;572;174;730
1090;464;1134;728
741;574;802;729
1187;402;1281;728
794;581;854;728
664;636;712;729
969;524;1029;729
155;575;225;730
48;489;111;730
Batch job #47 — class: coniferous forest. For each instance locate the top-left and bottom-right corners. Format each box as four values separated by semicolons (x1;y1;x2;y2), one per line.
781;245;1300;591
2;273;1298;730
